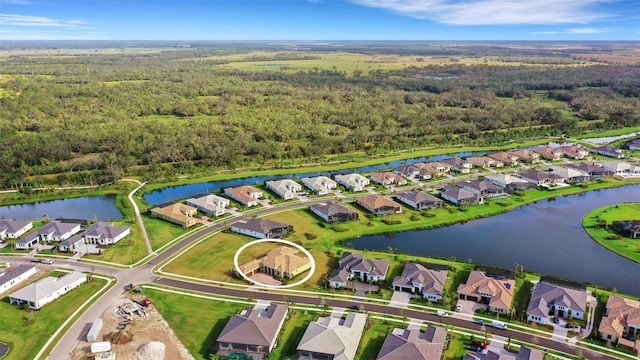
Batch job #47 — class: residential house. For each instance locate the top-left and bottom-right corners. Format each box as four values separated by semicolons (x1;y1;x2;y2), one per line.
8;271;86;310
295;313;367;360
557;145;589;159
526;282;587;324
230;218;293;239
507;149;540;164
376;326;447;360
0;264;37;294
394;190;443;210
546;166;592;183
334;173;370;192
598;295;640;344
483;174;534;192
356;194;402;215
624;138;640;151
412;162;450;178
186;194;230;217
149;203;197;228
15;221;82;249
329;252;390;287
58;234;85;253
83;222;131;245
0;220;33;240
309;202;358;223
301;176;337;195
534;146;563;161
237;246;311;280
565;163;614;177
392;164;421;179
440;185;483;205
216;304;288;360
265;179;302;200
611;220;640;239
457;271;515;314
441;157;472;173
601;161;640;177
392;263;448;302
459;179;505;198
590;145;625;159
369;172;407;187
463;346;543;360
465;156;502;169
488;152;519;166
224;185;263;207
518;168;564;186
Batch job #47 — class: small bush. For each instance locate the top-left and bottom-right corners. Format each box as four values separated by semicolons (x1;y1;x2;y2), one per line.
382;219;402;225
409;214;421;221
422;212;436;217
605;234;622;240
304;232;317;240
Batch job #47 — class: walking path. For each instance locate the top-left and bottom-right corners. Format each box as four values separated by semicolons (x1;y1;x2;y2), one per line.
120;179;153;255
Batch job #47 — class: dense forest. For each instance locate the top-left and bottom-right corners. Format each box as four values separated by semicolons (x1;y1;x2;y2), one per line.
0;42;639;188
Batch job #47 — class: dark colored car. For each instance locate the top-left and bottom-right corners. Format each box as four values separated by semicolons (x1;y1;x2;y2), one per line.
552;317;560;324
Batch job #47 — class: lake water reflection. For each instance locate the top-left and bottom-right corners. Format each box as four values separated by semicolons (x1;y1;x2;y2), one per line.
346;185;640;296
0;195;123;222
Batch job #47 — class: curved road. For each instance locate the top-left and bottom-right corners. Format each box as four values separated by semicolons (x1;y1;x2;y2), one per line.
1;197;623;360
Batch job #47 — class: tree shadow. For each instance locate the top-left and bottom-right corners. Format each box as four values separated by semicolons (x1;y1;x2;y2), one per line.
198;317;231;359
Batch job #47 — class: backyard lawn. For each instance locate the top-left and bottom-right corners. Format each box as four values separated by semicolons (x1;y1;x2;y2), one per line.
582;202;640;263
0;276;107;360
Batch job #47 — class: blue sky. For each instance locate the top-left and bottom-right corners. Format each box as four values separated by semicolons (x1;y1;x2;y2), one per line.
1;0;638;40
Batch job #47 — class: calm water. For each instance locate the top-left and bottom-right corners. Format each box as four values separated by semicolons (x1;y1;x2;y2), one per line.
144;151;478;205
346;185;640;296
0;195;122;221
582;132;640;144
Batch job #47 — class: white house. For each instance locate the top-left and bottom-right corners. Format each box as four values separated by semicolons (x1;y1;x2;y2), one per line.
392;263;448;302
9;271;87;310
301;176;337;195
484;174;532;190
265;179;302;199
526;282;587;325
58;235;85;253
186;194;230;217
83;222;131;245
601;161;640;177
224;186;263;207
15;221;82;250
0;264;37;294
0;220;33;240
230;218;293;239
590;145;625;159
334;173;370;192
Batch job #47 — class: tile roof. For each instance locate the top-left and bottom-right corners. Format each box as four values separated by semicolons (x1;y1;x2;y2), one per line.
356;194;402;211
301;176;337;192
150;203;197;223
441;186;478;201
395;190;442;206
369;172;406;184
527;282;587;317
457;271;515;310
253;246;311;275
217;304;288;347
309;202;357;217
336;252;389;278
598;295;640;338
392;263;447;296
296;313;367;360
83;222;130;240
376;326;446;360
232;218;291;235
224;185;262;204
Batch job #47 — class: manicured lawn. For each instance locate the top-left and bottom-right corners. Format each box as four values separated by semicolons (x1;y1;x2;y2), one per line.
143;215;194;251
582;203;640;263
0;276;106;360
83;222;148;265
444;334;473;360
144;288;249;360
269;309;317;360
356;318;393;360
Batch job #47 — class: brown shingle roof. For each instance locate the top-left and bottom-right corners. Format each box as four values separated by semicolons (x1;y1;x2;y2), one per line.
217;304;288;346
599;295;640;338
457;271;515;311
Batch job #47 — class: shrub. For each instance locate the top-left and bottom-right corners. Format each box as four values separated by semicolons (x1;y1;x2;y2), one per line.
382;219;402;225
304;232;317;240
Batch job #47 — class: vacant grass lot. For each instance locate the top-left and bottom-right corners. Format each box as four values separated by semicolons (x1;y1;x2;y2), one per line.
143;215;195;251
583;203;640;263
0;276;106;360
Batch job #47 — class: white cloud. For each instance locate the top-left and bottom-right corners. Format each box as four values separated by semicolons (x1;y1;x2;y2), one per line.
350;0;612;25
0;14;86;28
531;27;609;35
0;29;104;40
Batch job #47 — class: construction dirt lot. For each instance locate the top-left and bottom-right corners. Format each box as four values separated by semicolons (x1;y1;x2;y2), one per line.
69;291;193;360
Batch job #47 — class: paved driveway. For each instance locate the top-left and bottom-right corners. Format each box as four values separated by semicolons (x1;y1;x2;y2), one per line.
390;291;412;308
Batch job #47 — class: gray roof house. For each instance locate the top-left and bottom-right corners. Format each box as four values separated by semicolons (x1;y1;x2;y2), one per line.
441;157;472;173
0;220;33;240
483;174;533;192
9;271;86;310
295;312;367;360
625;138;640;151
601;161;640;176
440;185;483;205
329;252;390;287
301;176;338;195
0;264;37;294
526;282;588;324
395;190;443;210
265;179;302;200
16;221;82;249
459;179;505;198
518;168;564;186
216;304;288;360
83;222;131;245
376;326;447;360
392;263;448;302
230;218;293;239
309;202;358;223
546;166;591;183
590;145;625;159
186;194;230;217
58;234;85;253
392;164;421;179
565;163;614;177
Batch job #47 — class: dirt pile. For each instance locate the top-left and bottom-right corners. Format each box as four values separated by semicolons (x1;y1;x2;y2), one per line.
137;341;165;360
107;330;133;344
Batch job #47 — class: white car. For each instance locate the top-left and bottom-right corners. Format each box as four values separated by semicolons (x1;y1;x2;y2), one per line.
40;259;54;265
455;304;463;312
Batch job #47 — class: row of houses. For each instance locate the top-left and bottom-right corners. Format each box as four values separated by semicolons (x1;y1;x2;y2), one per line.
215;302;547;360
0;219;131;252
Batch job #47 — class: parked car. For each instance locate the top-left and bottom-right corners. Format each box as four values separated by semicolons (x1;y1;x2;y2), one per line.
475;319;486;325
140;298;152;307
349;304;364;311
455;304;463;312
124;283;133;291
40;259;54;265
437;310;449;317
552;316;560;324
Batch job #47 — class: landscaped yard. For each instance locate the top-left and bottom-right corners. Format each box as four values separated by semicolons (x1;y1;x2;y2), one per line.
355;318;394;360
0;276;107;360
582;202;640;263
143;215;197;251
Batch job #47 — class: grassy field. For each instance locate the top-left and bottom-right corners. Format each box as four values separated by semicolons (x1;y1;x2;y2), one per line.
143;215;195;251
0;276;106;360
582;203;640;263
83;221;149;265
356;318;393;360
144;288;250;360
